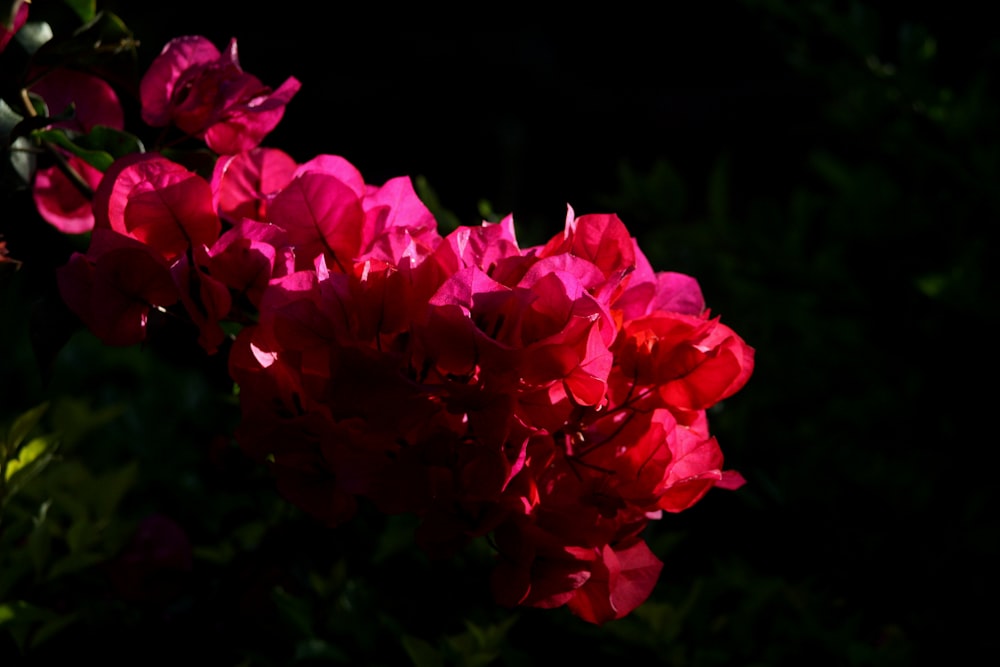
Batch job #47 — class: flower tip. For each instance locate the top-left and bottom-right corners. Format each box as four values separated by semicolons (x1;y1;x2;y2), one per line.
716;469;747;491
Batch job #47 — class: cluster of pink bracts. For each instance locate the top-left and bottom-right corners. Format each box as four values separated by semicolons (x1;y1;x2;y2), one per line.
42;34;754;624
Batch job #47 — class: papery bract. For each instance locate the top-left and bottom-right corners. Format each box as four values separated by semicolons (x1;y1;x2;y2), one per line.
96;153;220;261
171;248;232;354
565;540;664;625
28;20;758;627
140;35;301;154
615;311;754;413
32;155;104;234
538;207;637;304
358;176;440;264
57;122;755;624
423;265;615;408
207;218;291;307
573;408;679;509
540;208;635;279
29;68;125;133
211;147;298;223
28;68;124;233
613;244;706;320
434;216;523;276
57;229;179;346
655;411;739;512
263;156;444;274
268;170;364;272
490;518;594;610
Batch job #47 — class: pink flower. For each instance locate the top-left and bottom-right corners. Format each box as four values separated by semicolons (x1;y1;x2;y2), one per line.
57;230;179;347
266;158;366;272
489;519;663;625
564;540;664;625
207;219;292;307
194;156;754;625
614;311;755;414
61;153;233;352
421;264;616;408
94;153;220;262
265;155;442;272
27;68;124;233
32;155;104;234
211;147;298;223
613;244;706;320
28;67;125;134
140;35;300;154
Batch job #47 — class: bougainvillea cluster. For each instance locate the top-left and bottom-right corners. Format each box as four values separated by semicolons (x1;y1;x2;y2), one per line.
20;29;754;624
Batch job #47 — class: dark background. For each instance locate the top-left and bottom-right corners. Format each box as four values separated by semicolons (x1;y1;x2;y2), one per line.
4;1;998;664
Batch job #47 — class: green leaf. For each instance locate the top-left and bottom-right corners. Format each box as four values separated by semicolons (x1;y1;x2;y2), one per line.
307;558;347;600
0;600;58;654
192;543;236;564
92;461;137;519
916;273;947;298
415;175;462;232
220;319;244;340
74;124;144;159
809;151;854;193
159;147;216;179
40;461;94;525
401;634;443;667
31;11;136;73
64;515;95;553
4;435;57;485
62;0;97;23
293;638;350;663
465;615;517;647
0;599;76;653
374;513;418;563
459;621;487;648
476;199;501;223
27;501;52;578
46;550;105;580
272;587;314;638
0;600;52;626
630;601;684;644
445;619;511;667
34;126;144;172
28;609;79;650
50;397;124;450
5;402;49;452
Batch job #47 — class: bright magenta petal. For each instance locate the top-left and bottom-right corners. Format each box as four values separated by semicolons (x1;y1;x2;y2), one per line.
103;154;220;261
651;271;706;315
211;147;297;222
203;76;301;154
33;154;103;234
268;172;365;272
29;68;124;132
140;35;221;127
